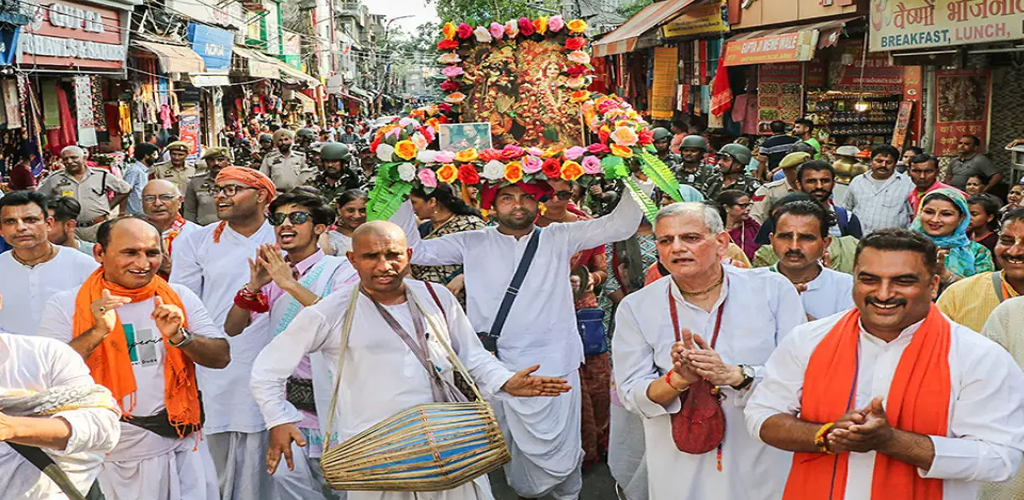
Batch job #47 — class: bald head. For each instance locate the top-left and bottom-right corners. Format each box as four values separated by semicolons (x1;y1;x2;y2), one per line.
142;180;183;227
143;179;181;197
352;221;407;250
348;221;411;297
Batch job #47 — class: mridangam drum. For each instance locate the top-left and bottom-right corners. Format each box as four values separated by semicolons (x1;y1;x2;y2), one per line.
320;402;510;491
320;285;511;491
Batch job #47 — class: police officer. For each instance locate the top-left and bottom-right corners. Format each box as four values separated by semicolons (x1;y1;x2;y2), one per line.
259;129;313;194
750;151;810;224
311;142;363;203
37;146;132;242
151;141;196;194
651;127;682;170
250;133;274;170
183;147;233;225
674;135;716;195
307;142;324;172
704;143;761;200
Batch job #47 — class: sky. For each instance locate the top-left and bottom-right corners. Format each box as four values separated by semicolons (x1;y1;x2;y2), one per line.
368;0;441;34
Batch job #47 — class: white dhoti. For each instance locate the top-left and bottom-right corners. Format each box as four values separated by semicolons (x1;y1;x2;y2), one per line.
344;476;494;500
608;402;648;500
273;440;345;500
207;430;277;500
494;371;584;500
97;426;219;500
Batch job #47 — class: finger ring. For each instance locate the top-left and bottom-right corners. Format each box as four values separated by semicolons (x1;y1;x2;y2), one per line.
98;307;106;312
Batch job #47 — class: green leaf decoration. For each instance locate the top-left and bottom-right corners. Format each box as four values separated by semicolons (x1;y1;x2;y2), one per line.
638;151;683;202
366;178;413;221
601;156;625;179
623;176;659;222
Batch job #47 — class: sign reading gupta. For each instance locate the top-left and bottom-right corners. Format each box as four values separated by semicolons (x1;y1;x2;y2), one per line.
724;30;819;66
19;0;126;69
869;0;1024;52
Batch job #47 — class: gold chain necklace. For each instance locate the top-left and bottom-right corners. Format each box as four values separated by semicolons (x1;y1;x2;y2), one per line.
679;270;725;297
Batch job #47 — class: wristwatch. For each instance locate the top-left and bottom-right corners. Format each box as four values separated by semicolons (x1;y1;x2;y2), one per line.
169;327;195;348
731;364;755;390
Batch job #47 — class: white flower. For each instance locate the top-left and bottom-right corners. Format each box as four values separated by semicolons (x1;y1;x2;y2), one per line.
416;149;438;163
482;160;506;181
397;162;416;182
474;26;492;43
411;132;428;150
376;143;395;162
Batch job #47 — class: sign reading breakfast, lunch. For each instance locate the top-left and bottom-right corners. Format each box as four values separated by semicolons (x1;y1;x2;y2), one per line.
18;0;128;70
869;0;1024;52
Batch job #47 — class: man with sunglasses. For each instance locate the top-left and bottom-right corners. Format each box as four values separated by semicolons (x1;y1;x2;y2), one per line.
225;189;356;500
170;166;279;500
143;180;200;279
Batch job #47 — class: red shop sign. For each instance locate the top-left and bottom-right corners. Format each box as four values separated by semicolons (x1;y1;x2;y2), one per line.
19;0;127;70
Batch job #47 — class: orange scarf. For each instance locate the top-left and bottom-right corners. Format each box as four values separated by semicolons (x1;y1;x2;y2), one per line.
783;305;951;500
72;268;201;438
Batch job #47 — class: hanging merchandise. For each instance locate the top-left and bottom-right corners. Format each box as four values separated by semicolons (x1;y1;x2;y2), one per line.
41;82;59;130
74;76;98;147
90;78;107;133
757;64;804;134
46;85;77;153
3;79;20;129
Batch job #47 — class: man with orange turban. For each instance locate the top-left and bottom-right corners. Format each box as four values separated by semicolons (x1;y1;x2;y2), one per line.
170;166;280;500
38;215;231;500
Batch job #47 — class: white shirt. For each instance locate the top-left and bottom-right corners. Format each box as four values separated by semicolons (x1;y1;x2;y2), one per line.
0;333;120;499
393;195;642;376
170;221;277;434
745;313;1024;500
772;264;854;321
839;171;914;235
0;247;97;336
611;267;807;500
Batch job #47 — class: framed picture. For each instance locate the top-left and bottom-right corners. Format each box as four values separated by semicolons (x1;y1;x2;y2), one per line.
438;122;493;152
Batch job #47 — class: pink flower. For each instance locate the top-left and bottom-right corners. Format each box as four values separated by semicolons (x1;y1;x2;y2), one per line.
489;22;505;40
548;15;565;32
610;126;639;146
518;17;535;36
522;155;543;173
581;155;602;174
527;147;545;157
456;23;473;39
434;150;455;163
587;143;611;154
442;66;464;78
564;146;586;161
505;20;519;38
500;144;525;161
418;168;438;188
598;99;621;114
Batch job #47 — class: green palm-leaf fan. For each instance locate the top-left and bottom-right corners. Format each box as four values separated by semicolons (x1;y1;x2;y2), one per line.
638;150;683;202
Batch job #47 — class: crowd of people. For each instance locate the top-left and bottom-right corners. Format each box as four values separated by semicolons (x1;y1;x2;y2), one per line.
0;112;1023;500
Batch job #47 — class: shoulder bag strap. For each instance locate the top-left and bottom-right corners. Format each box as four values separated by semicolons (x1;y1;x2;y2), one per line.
411;290;485;402
323;285;360;452
488;227;542;338
993;270;1006;302
425;281;447;322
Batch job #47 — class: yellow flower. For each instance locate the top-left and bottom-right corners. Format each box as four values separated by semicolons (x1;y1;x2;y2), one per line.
504;162;523;183
567;19;588;33
394;140;418;161
455;148;479;162
543;145;563;158
441;22;457;40
561;160;584;180
437;163;458;183
570;90;591;103
535;16;549;35
610;144;633;158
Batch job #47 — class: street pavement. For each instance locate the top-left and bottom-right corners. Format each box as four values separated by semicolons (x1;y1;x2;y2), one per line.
489;463;618;499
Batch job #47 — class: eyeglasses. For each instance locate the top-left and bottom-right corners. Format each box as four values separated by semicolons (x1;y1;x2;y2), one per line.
732;202;752;209
143;194;179;204
552;191;573;200
269;211;313;226
214;185;258;197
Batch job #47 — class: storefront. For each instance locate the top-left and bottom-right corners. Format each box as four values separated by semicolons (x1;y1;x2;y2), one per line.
187;23;233;153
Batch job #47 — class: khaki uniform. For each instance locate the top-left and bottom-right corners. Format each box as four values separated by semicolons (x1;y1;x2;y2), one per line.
150;161;196;195
37;168;132;242
259;150;314;193
183;172;220;226
750;178;799;224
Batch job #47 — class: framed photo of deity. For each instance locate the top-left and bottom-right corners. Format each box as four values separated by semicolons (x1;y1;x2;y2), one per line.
439;122;493;152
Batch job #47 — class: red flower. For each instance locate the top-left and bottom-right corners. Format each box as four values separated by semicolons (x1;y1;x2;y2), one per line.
438;103;453;113
419;126;435;143
565;36;587;50
440;79;460;92
479;148;502;162
370;135;381;153
457;23;473;39
458;164;480;185
598;128;610;145
638;128;654;146
437;39;459;50
437;115;450;124
567;65;587;77
541;158;562;178
587;143;611;154
518;17;535;36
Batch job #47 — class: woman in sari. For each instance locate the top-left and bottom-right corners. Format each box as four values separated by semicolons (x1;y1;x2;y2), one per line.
911;188;995;292
409;183;485;305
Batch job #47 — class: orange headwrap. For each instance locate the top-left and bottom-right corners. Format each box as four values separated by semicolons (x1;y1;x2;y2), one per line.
72;268;201;438
212;166;276;243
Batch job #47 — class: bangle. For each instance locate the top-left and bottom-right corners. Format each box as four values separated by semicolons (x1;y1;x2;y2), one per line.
664;371;686;392
234;286;270;313
814;422;836;454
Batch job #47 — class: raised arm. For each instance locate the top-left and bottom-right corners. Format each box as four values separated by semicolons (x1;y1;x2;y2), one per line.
391;200;468;266
563;191;643;254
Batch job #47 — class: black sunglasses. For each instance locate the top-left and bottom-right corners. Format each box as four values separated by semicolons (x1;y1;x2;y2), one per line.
552;190;573;200
269;211;313;226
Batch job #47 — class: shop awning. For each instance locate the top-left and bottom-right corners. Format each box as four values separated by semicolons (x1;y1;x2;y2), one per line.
232;46;279;79
295;91;317;113
593;0;698;57
135;41;206;74
349;86;371;99
341;92;368;104
723;16;860;67
189;74;231;87
273;59;320;86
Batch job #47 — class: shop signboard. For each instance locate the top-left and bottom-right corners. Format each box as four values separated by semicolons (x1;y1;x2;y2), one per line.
0;26;20;66
830;40;904;93
891;100;914;149
18;0;128;70
188;23;233;74
757;63;804;134
869;0;1024;52
661;1;728;39
178;103;202;156
933;68;991;156
724;30;819;66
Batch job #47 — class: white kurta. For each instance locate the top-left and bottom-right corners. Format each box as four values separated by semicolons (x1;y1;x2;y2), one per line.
36;283;223;500
393;195;642;498
612;267;807;500
0;333;121;500
771;264;855;321
251;280;515;500
0;247;97;336
746;312;1024;500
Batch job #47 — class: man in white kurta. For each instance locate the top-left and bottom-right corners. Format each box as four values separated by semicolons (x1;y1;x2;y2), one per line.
0;191;97;336
251;221;571;500
0;331;121;499
746;229;1024;500
37;217;231;500
612;202;806;500
978;296;1024;500
393;182;644;499
170;167;279;500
